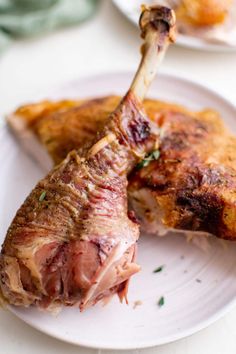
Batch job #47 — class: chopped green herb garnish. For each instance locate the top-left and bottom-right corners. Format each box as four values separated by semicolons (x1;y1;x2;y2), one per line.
136;159;150;169
158;296;165;307
153;265;164;273
136;149;160;170
39;191;46;202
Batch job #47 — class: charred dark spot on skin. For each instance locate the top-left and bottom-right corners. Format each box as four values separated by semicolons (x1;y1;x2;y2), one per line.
135;157;177;191
128;119;150;144
0;272;5;286
176;191;223;234
184;169;203;189
161;131;189;151
147;180;172;192
160;114;209;152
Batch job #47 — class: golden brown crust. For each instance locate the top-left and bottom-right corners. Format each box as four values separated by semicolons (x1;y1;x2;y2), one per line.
8;96;199;164
130;110;236;240
8;96;236;240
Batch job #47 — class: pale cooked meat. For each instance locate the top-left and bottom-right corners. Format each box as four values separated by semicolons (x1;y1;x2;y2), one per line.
0;5;176;310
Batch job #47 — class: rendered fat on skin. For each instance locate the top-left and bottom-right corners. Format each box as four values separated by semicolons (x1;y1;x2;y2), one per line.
0;6;176;311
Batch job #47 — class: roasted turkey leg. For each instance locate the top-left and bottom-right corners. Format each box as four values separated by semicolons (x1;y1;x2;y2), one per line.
0;6;176;310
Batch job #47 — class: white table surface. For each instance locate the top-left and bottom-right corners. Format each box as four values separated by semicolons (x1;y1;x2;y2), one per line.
1;1;236;353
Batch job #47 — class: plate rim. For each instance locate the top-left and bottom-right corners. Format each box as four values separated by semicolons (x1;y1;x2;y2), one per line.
3;71;236;350
9;295;236;350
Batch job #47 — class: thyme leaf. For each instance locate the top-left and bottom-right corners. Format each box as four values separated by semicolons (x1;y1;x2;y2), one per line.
158;296;165;307
153;265;164;273
136;149;160;170
39;191;46;202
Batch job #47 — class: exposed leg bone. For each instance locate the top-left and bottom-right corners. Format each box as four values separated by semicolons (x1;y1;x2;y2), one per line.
131;6;176;101
0;6;176;311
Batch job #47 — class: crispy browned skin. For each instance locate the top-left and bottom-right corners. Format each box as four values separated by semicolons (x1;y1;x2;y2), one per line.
9;96;236;240
130;108;236;240
12;98;113;164
10;96;193;164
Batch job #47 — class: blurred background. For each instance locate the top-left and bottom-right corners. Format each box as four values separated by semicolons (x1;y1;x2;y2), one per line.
0;0;236;116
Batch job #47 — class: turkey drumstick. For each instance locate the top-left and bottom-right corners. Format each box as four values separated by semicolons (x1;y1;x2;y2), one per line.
0;6;176;311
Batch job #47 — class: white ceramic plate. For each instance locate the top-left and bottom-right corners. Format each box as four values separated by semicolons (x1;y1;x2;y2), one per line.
113;0;236;52
1;72;236;350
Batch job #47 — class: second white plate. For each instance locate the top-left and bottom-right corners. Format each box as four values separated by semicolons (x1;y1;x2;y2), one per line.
113;0;236;52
